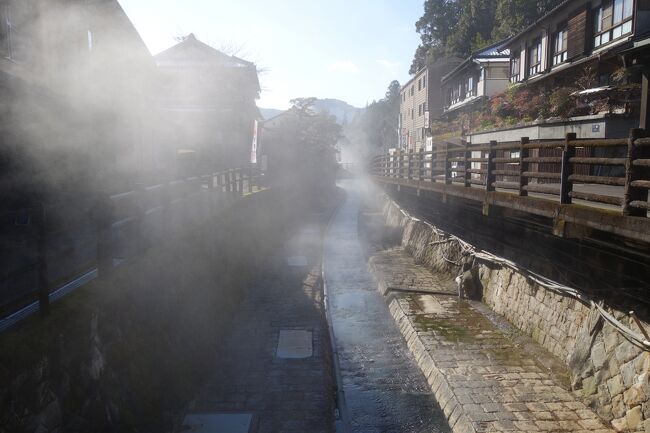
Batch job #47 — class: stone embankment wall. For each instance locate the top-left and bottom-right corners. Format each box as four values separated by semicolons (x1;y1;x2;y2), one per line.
382;196;650;433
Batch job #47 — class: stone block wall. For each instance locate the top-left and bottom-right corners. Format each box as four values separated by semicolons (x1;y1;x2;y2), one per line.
382;196;650;432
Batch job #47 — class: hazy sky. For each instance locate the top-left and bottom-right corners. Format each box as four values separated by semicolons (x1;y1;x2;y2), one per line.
117;0;422;109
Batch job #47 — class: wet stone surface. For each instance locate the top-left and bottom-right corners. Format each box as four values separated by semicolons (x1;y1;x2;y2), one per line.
181;219;334;433
369;247;457;296
366;225;615;432
324;180;451;433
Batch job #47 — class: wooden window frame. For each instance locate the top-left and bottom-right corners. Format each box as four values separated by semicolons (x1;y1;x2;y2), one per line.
465;75;476;98
594;0;633;48
528;38;543;77
1;3;14;60
510;53;521;82
552;26;568;66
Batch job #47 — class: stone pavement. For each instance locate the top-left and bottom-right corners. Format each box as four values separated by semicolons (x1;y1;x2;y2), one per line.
369;250;615;433
179;219;335;433
369;247;457;296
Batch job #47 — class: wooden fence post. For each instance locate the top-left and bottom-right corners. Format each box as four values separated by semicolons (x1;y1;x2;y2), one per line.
623;128;650;216
227;169;234;193
406;148;413;180
560;133;577;204
519;137;530;196
396;149;404;179
429;145;436;183
418;147;425;181
95;193;113;281
134;183;145;253
37;203;50;316
485;140;497;192
237;169;244;196
444;143;451;184
464;141;471;188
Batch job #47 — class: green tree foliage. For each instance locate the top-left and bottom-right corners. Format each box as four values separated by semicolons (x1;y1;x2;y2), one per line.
345;80;401;157
264;97;342;190
410;0;564;74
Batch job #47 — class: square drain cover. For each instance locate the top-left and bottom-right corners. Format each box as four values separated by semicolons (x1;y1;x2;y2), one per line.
277;330;312;358
182;413;252;433
287;256;308;267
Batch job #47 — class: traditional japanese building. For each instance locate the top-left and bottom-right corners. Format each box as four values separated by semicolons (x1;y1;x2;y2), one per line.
441;39;511;115
0;0;158;197
154;34;261;173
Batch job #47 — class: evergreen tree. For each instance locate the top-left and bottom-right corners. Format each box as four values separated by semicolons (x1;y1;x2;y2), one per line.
410;0;565;74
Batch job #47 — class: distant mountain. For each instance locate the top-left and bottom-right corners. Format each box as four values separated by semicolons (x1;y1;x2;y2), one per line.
311;99;361;124
258;99;362;124
259;107;284;120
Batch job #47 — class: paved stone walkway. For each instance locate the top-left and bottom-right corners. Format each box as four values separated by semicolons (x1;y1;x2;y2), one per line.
369;247;457;296
369;248;615;433
180;219;334;433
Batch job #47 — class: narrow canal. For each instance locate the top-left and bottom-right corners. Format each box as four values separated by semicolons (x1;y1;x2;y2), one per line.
323;179;450;433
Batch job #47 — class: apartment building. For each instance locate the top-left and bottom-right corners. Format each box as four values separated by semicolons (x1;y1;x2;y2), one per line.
399;58;461;150
441;40;511;114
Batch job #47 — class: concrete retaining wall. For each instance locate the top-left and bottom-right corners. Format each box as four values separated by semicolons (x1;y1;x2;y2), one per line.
382;196;650;432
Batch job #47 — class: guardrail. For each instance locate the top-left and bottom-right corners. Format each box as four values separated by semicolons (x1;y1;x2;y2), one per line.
371;129;650;217
0;165;263;329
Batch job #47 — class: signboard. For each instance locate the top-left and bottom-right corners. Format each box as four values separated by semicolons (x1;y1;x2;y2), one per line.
426;137;433;152
250;120;259;164
424;111;430;129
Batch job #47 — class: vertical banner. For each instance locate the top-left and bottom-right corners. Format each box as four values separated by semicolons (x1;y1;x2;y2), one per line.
250;120;259;164
424;111;430;129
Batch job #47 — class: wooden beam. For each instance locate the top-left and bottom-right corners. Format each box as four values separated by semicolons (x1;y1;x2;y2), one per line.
641;67;650;130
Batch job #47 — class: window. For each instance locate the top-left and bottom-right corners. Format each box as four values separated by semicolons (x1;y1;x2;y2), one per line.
1;4;13;60
466;76;475;98
552;27;568;65
423;74;426;88
510;53;521;82
421;128;426;140
528;39;543;77
410;85;414;96
418;104;422;116
411;108;414;119
594;0;633;48
423;102;427;112
418;78;421;91
450;82;463;104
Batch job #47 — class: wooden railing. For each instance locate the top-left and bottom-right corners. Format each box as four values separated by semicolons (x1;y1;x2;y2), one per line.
0;165;263;328
371;129;650;217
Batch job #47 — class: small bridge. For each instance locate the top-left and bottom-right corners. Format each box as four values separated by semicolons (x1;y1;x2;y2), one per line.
371;130;650;244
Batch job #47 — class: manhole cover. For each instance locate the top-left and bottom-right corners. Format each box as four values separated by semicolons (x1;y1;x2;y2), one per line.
287;256;308;267
182;413;252;433
277;330;313;358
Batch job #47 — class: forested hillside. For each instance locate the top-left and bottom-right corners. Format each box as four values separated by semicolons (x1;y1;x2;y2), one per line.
410;0;565;73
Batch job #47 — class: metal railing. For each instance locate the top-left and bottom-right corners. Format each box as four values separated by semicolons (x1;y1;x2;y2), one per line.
370;129;650;217
0;165;264;329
